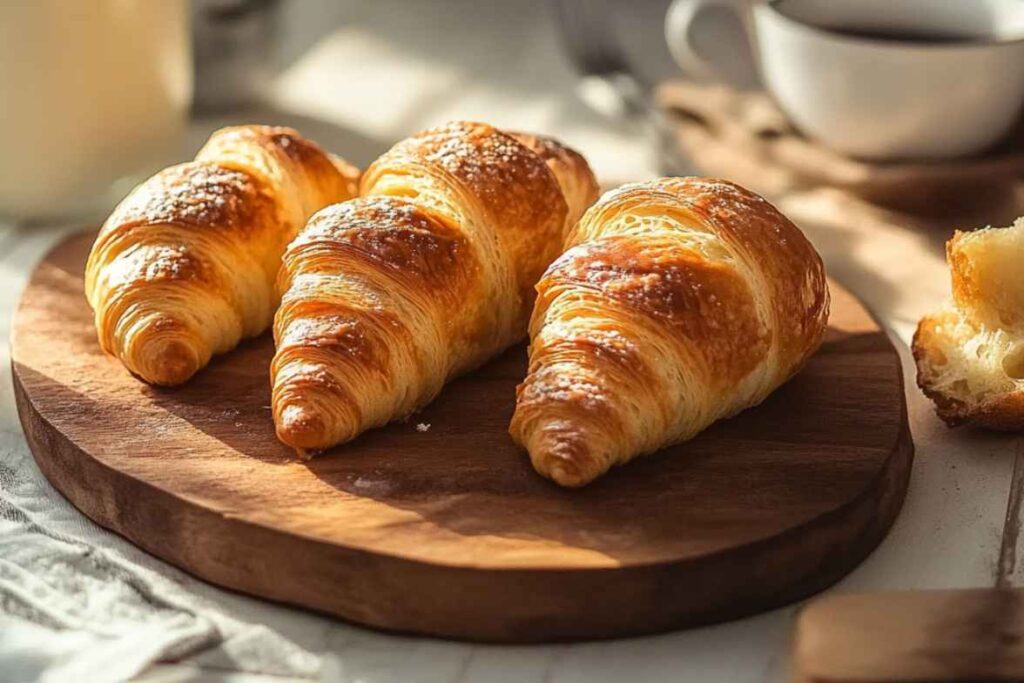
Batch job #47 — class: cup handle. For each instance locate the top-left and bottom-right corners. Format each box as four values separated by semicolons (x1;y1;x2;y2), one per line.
665;0;755;84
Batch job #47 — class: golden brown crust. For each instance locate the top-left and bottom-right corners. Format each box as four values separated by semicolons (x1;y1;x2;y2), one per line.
541;235;768;387
913;301;1024;431
197;126;360;212
507;132;600;233
511;176;829;487
948;232;977;316
85;125;359;386
272;121;599;452
103;163;277;238
913;219;1024;430
284;199;469;296
359;121;572;312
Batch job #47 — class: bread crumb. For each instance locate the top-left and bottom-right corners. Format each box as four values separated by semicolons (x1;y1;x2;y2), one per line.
416;422;431;433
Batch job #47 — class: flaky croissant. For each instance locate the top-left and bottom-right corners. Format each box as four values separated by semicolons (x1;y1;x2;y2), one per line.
271;121;598;453
913;217;1024;428
85;125;359;386
510;177;830;487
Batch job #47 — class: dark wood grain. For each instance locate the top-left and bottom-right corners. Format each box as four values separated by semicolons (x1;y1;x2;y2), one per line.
11;231;913;642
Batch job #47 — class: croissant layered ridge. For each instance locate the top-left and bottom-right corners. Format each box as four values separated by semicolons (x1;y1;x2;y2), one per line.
510;177;830;486
85;125;359;386
271;121;598;453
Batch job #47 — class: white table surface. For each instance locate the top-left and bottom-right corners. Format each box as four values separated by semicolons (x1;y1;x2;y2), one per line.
3;1;1022;681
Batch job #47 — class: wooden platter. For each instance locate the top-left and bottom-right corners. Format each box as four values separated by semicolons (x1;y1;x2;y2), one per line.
793;589;1024;681
11;231;913;642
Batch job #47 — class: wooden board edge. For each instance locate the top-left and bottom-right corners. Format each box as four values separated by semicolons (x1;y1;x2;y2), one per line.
11;353;914;642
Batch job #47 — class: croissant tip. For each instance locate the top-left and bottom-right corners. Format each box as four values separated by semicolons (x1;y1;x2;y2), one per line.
295;447;321;460
275;403;329;451
547;461;589;488
529;428;601;488
135;338;201;386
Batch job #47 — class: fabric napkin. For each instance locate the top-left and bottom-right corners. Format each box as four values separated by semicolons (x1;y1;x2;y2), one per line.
0;228;322;683
0;428;323;682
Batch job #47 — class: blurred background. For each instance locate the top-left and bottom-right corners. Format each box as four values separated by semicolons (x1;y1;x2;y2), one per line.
6;0;1019;225
3;0;723;223
196;0;681;176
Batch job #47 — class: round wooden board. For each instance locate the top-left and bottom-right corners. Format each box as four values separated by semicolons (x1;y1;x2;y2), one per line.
12;231;913;642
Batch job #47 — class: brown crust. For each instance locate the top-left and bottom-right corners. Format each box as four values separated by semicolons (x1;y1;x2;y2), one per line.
85;125;359;386
361;122;576;304
272;197;473;441
512;176;830;487
103;163;278;239
540;234;767;386
272;121;599;452
285;197;470;296
913;221;1024;431
912;314;1024;431
948;230;977;315
572;177;830;364
507;131;601;232
200;125;360;203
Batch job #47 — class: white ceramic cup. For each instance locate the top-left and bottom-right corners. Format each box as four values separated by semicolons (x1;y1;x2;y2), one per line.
666;0;1024;160
0;0;192;221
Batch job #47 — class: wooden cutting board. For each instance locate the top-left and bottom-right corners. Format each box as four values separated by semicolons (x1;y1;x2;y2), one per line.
794;589;1024;682
11;231;913;642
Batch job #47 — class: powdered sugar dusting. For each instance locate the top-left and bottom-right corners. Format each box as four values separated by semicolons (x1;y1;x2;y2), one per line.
521;365;608;411
108;162;272;235
288;196;467;289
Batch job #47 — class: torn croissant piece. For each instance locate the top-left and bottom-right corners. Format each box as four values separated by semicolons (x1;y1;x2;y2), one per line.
913;217;1024;429
510;177;830;487
271;121;599;454
85;125;359;386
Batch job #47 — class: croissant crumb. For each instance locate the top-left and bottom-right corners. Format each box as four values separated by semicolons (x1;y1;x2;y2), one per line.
913;217;1024;429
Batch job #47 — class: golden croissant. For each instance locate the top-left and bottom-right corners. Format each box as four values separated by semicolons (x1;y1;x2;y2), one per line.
271;121;598;454
510;177;830;487
85;125;359;386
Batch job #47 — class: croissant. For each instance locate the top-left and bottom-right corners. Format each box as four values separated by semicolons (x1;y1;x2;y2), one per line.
85;125;359;386
271;121;598;453
509;177;830;487
913;217;1024;429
